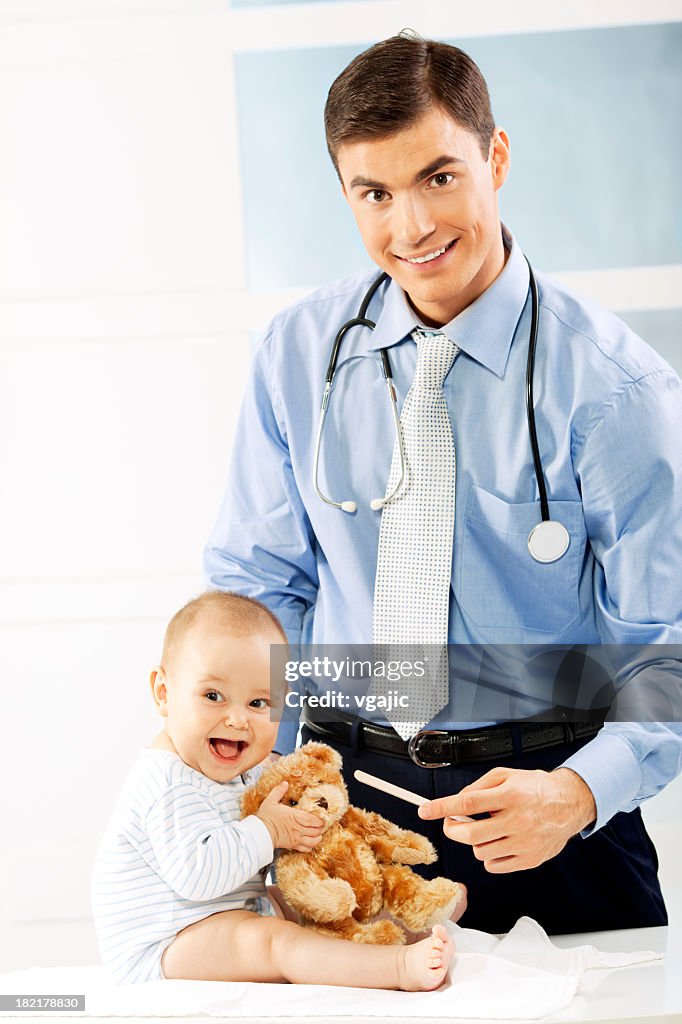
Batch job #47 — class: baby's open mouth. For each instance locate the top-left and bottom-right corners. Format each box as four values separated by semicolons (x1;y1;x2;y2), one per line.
209;738;247;761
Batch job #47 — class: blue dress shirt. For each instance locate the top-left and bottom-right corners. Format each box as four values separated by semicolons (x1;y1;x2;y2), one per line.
205;227;682;833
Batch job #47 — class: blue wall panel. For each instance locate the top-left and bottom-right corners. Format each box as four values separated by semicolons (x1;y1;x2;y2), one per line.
235;45;369;289
235;24;681;289
469;26;681;276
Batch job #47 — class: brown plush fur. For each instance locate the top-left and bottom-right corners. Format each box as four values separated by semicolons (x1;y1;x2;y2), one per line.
241;742;462;944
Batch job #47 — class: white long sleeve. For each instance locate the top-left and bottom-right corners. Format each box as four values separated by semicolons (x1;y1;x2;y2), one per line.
145;782;272;901
92;748;273;984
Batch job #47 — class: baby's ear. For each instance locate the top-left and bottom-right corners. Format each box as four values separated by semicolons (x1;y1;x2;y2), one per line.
149;668;168;717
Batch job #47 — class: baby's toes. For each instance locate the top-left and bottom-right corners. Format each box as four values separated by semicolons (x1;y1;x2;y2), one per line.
429;932;444;963
431;925;454;969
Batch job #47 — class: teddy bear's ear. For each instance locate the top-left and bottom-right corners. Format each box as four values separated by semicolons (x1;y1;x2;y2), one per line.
240;746;307;817
240;753;294;816
240;771;273;817
301;741;343;771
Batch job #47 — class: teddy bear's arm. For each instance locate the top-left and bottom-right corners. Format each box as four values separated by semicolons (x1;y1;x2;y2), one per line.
343;806;437;865
275;854;358;924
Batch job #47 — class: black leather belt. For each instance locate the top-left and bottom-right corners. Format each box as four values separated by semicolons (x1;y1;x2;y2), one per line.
303;706;604;768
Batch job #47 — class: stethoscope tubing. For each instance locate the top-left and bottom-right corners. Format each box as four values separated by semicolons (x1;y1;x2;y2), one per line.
524;259;550;524
324;271;388;384
313;258;569;562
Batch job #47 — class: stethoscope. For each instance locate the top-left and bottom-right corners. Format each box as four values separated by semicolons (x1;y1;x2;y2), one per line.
312;260;571;564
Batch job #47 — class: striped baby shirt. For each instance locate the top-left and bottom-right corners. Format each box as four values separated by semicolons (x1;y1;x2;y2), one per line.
91;748;274;984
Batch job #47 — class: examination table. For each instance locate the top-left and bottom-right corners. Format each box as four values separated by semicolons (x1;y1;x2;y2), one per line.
0;916;679;1023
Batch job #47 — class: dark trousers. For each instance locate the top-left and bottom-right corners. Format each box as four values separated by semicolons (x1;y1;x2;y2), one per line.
301;724;667;935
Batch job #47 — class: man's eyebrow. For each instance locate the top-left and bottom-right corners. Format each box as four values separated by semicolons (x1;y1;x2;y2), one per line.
415;154;465;182
349;154;465;191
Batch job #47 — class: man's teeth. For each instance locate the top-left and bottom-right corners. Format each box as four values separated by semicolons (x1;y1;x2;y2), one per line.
405;243;451;264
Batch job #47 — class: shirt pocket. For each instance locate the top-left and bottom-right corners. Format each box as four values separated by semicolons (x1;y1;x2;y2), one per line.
459;484;586;632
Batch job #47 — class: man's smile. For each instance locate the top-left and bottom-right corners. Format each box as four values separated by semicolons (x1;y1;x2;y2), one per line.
396;238;457;267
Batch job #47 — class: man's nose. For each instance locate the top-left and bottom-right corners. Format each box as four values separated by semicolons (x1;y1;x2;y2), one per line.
392;193;436;250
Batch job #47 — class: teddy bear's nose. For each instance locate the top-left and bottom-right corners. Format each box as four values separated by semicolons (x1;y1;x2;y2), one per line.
316;797;328;810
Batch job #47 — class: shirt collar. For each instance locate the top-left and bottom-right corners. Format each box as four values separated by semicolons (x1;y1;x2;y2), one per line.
362;225;530;379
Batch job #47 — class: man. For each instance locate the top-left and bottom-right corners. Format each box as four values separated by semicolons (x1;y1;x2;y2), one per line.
205;34;682;933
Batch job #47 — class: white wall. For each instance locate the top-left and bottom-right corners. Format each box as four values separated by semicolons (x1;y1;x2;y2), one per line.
0;1;680;970
0;2;256;970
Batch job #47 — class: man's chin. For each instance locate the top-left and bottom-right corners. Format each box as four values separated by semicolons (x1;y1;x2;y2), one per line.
403;283;467;327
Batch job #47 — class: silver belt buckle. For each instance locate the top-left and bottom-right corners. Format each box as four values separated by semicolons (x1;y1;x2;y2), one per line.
407;730;452;768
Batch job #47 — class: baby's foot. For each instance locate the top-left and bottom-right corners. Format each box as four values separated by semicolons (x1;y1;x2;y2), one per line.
398;924;454;991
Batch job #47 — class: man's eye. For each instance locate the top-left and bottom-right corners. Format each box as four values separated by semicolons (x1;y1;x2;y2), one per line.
430;172;454;188
206;690;224;702
366;189;387;204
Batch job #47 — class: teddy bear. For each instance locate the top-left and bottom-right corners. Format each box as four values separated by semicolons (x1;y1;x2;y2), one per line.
241;741;462;945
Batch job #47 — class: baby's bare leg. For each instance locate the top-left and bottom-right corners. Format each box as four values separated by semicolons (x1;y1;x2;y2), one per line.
162;910;453;991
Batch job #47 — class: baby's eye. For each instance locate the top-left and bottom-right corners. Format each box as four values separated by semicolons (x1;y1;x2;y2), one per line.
206;690;224;703
250;698;270;709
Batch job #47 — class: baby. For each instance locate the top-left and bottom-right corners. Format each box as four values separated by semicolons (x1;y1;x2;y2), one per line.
92;591;454;990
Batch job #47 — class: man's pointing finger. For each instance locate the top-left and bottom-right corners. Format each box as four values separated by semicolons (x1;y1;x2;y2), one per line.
418;788;501;820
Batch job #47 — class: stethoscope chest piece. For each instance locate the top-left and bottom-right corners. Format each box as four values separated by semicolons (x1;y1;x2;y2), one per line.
527;520;570;563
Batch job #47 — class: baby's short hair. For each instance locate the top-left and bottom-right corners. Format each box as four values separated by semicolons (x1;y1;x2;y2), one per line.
161;591;287;669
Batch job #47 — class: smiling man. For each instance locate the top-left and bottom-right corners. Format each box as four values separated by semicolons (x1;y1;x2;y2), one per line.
205;33;682;934
338;106;509;325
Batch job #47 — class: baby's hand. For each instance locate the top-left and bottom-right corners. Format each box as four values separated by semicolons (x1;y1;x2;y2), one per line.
256;781;325;852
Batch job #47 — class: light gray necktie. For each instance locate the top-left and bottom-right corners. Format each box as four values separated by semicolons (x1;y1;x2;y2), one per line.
372;329;459;739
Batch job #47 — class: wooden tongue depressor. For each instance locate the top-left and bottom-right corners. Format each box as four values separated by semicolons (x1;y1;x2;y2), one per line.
353;769;474;822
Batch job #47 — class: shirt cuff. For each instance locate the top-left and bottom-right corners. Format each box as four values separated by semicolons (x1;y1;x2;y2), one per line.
239;814;275;868
560;729;642;836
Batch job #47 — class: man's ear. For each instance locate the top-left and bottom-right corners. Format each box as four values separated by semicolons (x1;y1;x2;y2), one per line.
489;127;511;192
150;667;169;717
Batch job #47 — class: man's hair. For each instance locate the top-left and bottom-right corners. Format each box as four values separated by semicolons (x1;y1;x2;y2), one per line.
161;591;287;670
324;31;495;177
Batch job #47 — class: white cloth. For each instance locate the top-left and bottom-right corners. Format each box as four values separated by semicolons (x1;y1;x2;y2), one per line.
372;329;459;739
0;918;662;1019
91;749;274;985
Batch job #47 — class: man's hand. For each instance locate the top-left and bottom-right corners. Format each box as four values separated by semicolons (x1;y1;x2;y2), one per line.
256;781;325;852
418;767;597;873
